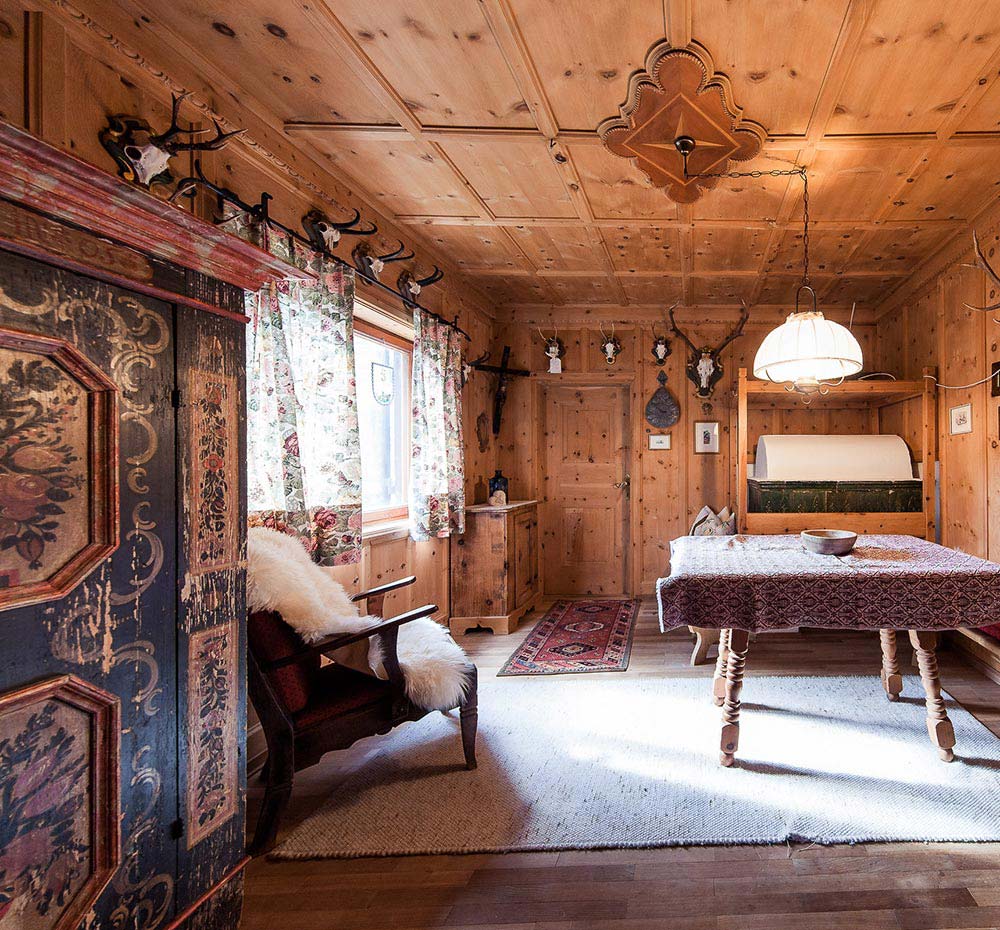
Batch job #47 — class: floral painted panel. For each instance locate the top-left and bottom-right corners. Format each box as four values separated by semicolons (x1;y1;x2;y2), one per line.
187;336;239;575
0;346;88;584
185;623;238;848
410;311;465;540
0;676;118;930
0;330;118;611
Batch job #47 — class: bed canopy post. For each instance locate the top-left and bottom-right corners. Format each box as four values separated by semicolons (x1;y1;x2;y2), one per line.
922;365;938;542
737;368;749;533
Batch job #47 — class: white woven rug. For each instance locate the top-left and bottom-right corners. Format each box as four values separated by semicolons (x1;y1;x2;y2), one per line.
271;675;1000;859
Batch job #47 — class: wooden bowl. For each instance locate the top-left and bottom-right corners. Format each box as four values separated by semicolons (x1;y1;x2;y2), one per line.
801;529;858;556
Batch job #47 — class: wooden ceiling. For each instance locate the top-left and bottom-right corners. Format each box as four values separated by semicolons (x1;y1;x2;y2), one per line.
129;0;1000;316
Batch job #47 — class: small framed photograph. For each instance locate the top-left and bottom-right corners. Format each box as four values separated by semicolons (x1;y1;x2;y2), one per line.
694;420;720;454
949;403;973;435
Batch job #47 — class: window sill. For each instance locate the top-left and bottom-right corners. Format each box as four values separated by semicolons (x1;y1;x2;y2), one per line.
362;518;410;543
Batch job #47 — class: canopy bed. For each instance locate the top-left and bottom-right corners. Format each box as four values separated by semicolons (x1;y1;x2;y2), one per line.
735;369;938;539
658;534;1000;766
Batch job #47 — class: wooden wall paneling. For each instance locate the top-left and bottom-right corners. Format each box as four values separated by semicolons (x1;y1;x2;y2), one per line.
938;267;988;555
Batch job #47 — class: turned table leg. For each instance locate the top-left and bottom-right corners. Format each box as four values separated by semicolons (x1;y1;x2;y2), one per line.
712;628;732;706
908;630;957;763
878;629;903;701
719;629;751;767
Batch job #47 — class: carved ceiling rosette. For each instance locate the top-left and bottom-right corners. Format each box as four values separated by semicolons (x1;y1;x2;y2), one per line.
598;40;766;204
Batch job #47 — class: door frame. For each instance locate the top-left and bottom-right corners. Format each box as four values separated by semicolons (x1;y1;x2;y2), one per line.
532;376;635;597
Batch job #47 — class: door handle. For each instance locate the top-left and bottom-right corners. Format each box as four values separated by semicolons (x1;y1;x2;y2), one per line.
614;473;631;491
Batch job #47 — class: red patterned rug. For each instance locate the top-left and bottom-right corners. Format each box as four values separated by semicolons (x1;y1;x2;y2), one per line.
498;599;639;676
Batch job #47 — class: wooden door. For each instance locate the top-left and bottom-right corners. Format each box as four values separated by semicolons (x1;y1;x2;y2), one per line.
540;384;630;595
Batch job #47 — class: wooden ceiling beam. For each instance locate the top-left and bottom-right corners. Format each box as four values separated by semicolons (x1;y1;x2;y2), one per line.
395;214;965;231
283;123;1000;151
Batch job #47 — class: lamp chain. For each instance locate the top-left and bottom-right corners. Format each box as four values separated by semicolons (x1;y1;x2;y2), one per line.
683;158;810;290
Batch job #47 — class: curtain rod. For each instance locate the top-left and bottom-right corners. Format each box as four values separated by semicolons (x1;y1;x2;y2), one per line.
171;162;471;342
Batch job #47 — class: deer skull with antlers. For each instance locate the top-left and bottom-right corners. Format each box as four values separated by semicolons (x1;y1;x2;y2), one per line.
100;92;245;189
669;301;750;398
352;240;414;281
964;230;1000;313
398;267;445;309
302;209;378;253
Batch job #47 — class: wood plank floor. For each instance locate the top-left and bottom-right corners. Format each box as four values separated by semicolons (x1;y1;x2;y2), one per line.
242;598;1000;930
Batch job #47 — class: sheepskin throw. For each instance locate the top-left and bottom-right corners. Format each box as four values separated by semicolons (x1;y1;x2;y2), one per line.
247;527;470;711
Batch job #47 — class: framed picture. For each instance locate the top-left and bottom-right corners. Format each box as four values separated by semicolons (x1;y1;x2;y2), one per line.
694;420;720;454
949;403;973;435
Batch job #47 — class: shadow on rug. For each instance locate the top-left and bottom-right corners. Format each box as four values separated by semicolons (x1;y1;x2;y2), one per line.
498;598;638;676
270;675;1000;859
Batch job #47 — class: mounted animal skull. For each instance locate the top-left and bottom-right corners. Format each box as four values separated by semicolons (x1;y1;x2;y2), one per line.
669;301;750;398
302;209;377;253
599;323;622;365
964;230;1000;312
100;92;245;189
651;302;677;366
352;240;414;281
398;267;444;309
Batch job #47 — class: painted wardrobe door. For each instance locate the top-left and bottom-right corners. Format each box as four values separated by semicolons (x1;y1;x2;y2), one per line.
0;250;180;930
173;305;248;922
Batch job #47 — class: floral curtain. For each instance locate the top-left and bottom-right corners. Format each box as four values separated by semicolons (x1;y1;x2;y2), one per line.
241;218;363;565
410;310;465;540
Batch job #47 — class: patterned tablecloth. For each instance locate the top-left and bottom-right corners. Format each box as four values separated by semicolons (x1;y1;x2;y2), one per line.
657;534;1000;633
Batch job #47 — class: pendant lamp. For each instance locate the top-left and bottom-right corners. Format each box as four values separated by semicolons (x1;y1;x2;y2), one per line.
673;135;865;398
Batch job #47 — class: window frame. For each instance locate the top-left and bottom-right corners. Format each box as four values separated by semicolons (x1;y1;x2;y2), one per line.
353;318;413;527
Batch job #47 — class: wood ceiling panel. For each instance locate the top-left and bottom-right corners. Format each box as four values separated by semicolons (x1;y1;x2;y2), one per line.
506;0;665;130
621;275;683;305
692;0;850;135
828;0;1000;135
850;225;955;273
331;0;531;126
604;227;681;272
440;140;576;218
309;137;479;216
468;274;552;305
882;146;1000;221
692;228;769;273
544;275;623;304
753;275;809;306
958;75;1000;131
506;227;606;272
691;152;798;222
818;274;904;306
689;275;756;304
569;146;680;220
417;225;520;271
806;145;918;221
766;228;861;276
131;1;395;123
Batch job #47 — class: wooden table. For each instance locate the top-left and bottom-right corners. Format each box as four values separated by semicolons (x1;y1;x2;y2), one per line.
657;534;1000;767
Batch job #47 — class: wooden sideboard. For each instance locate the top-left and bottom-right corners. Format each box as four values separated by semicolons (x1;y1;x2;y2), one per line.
450;500;540;635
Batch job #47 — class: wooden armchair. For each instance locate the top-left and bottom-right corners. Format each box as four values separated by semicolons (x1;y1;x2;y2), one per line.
247;575;478;855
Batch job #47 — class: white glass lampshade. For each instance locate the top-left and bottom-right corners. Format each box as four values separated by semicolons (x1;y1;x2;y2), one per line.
753;310;863;386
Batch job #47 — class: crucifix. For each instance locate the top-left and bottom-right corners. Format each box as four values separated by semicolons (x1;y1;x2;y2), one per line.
471;346;530;435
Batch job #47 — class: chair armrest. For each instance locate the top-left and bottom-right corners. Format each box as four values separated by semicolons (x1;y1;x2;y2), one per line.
264;603;438;671
350;575;416;603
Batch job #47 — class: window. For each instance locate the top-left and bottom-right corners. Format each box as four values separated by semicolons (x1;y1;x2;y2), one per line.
354;319;411;524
